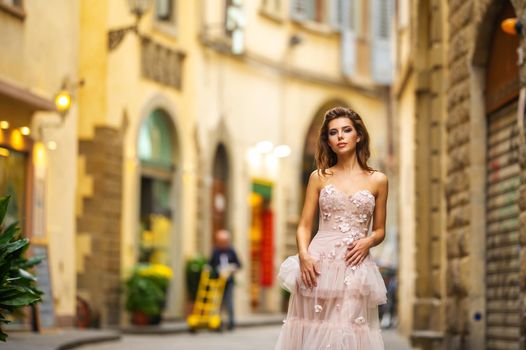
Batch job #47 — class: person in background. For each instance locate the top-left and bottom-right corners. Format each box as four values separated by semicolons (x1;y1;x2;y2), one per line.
209;229;242;330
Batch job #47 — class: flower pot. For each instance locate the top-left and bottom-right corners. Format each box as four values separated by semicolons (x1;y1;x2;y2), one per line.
149;313;162;325
130;311;151;326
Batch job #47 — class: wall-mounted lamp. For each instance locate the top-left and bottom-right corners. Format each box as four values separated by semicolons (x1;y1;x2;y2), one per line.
501;17;523;36
34;76;84;141
54;90;72;114
54;77;84;119
108;0;152;51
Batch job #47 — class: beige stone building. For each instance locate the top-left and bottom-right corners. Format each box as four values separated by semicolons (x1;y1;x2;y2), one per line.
0;0;80;328
395;0;526;348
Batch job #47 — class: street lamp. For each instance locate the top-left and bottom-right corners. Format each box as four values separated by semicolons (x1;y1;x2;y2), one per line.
501;17;523;36
54;89;72;115
108;0;152;51
35;77;83;146
128;0;151;18
53;77;84;119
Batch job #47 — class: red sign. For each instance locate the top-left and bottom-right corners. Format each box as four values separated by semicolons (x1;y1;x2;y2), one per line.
260;210;273;286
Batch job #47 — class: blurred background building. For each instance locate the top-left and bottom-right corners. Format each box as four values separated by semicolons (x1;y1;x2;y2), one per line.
0;0;398;331
0;0;80;328
394;0;526;349
4;1;526;349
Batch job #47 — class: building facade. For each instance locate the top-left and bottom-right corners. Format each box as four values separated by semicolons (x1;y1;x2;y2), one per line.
1;0;397;328
0;0;80;328
395;0;526;348
77;0;398;324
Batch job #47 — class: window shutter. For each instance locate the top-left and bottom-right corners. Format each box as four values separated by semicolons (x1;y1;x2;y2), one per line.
290;0;307;20
351;0;362;36
328;0;343;29
290;0;315;21
341;0;356;76
371;0;393;84
156;0;172;21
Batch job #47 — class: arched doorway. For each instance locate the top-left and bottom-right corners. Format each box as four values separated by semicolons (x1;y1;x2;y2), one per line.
211;143;229;244
484;1;521;346
137;109;178;266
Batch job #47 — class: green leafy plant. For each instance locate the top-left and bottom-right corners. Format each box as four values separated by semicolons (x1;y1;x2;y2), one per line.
185;255;207;301
124;263;172;320
0;196;43;341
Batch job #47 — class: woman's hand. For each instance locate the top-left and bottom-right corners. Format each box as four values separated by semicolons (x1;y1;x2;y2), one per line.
299;252;320;288
345;237;373;267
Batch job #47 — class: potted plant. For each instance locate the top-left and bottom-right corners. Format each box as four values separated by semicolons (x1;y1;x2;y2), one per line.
0;196;43;341
124;263;173;325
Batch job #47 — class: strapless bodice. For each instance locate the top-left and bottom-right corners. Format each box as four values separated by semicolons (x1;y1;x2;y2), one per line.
317;184;375;240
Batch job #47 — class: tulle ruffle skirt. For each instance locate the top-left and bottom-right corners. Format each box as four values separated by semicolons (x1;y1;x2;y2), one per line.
275;231;387;350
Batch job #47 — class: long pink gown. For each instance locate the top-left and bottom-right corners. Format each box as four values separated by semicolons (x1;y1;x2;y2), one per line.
275;184;387;350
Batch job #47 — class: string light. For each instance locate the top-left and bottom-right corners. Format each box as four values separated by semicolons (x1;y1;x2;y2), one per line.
20;127;31;136
274;144;291;158
255;140;273;154
47;141;57;150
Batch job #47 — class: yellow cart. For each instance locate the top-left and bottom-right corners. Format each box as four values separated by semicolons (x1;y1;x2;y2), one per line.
187;266;226;331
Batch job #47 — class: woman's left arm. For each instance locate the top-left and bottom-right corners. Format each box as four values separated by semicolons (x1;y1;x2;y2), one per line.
345;172;388;267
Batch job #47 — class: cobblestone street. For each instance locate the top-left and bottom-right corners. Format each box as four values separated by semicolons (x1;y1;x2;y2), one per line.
76;326;411;350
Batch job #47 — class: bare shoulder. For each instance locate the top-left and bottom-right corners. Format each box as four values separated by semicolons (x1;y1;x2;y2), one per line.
370;170;388;194
309;169;323;185
309;169;330;189
371;170;388;185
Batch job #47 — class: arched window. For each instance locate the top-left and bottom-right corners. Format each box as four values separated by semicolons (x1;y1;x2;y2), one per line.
137;109;176;265
211;144;229;244
138;109;175;170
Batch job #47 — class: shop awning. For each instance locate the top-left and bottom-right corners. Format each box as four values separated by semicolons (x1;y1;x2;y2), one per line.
0;77;56;127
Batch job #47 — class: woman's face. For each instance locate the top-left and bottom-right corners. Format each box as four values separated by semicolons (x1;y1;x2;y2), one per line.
327;117;360;155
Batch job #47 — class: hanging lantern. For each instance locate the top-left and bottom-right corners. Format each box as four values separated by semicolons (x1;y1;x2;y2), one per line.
501;18;523;36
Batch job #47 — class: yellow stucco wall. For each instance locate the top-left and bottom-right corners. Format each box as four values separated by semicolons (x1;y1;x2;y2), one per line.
0;0;80;321
78;0;108;139
79;0;392;319
1;0;394;325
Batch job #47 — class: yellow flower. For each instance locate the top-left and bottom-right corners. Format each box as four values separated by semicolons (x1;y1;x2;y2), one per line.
138;263;173;280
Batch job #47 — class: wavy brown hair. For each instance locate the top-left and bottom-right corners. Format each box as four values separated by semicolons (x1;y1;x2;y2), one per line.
315;106;374;176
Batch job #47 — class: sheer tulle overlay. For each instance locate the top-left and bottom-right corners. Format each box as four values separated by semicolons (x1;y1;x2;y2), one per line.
275;185;387;350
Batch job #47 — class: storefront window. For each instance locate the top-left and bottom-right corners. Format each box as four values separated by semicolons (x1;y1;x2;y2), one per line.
0;146;27;229
249;180;273;310
138;109;175;266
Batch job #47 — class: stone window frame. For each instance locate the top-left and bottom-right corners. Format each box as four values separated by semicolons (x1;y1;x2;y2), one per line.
259;0;284;23
153;0;178;38
0;0;25;20
290;0;341;34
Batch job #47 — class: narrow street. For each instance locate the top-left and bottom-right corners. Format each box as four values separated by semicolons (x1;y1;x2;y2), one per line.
77;326;411;350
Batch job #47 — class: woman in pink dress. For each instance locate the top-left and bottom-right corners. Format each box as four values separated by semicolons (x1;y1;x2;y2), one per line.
276;107;388;349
